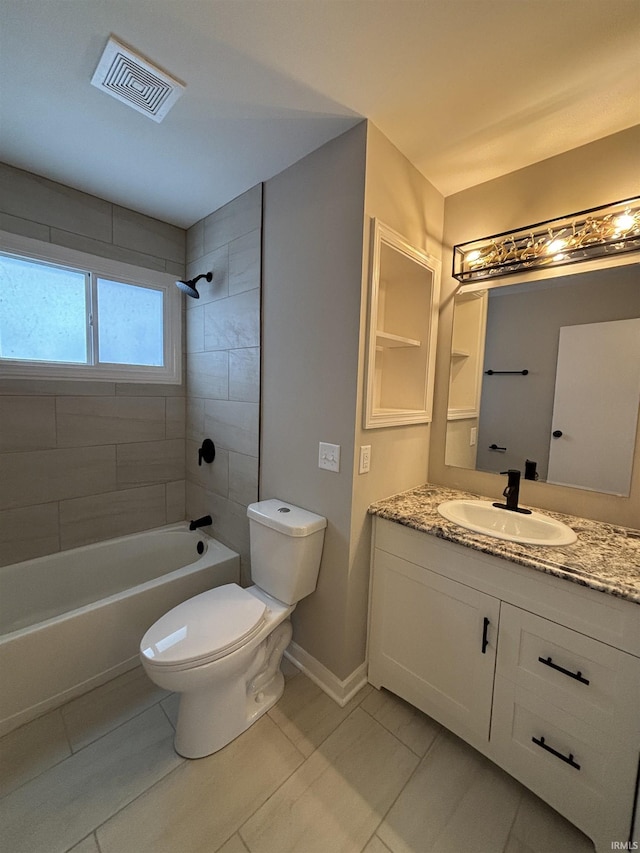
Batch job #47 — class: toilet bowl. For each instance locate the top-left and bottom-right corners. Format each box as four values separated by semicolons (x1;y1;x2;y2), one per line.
140;499;326;758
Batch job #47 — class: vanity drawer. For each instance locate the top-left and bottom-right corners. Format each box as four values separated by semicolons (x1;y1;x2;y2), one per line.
491;675;639;847
496;603;640;733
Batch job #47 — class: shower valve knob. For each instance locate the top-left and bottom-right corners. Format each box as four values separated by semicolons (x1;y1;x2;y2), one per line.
198;439;216;466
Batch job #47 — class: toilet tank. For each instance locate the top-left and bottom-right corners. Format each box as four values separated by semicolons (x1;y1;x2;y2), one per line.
247;500;327;605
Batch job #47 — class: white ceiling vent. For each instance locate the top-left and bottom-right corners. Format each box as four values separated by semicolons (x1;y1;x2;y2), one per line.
91;36;185;123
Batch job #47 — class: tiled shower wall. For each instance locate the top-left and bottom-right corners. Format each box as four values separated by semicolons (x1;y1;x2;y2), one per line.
0;163;187;568
184;185;262;583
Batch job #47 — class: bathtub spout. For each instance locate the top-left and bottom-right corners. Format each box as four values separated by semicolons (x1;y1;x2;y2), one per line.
189;515;212;531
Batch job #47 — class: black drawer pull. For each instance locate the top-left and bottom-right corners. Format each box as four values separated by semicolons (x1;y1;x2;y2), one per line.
481;617;490;654
538;656;590;685
532;735;581;770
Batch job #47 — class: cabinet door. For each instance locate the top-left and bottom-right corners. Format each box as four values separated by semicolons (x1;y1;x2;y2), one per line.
368;548;500;746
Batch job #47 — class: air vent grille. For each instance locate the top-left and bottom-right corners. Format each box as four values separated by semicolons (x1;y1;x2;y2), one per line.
91;36;185;122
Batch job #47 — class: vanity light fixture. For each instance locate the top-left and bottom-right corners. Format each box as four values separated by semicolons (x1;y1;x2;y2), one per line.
452;196;640;283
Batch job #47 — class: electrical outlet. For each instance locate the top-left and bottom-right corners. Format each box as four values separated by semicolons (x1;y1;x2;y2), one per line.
359;445;371;474
318;442;340;472
470;427;477;447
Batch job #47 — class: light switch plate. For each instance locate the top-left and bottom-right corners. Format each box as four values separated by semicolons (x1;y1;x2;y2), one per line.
318;442;340;472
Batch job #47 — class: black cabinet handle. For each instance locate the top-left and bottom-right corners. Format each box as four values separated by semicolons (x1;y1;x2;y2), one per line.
538;656;590;685
481;617;490;654
532;736;581;770
552;430;563;438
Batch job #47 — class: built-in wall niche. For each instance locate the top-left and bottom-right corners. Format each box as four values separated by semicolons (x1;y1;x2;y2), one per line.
364;219;441;428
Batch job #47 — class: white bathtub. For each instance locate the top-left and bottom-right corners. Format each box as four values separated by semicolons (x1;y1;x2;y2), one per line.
0;523;239;736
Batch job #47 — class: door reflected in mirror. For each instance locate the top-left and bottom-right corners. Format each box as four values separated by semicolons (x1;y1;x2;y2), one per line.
445;263;640;496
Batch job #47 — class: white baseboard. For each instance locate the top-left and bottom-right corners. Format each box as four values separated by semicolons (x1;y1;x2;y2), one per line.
284;641;368;707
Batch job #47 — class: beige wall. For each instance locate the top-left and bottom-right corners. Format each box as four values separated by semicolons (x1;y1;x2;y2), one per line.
0;163;187;567
430;126;640;526
184;186;262;583
261;123;367;680
349;123;445;674
262;122;445;681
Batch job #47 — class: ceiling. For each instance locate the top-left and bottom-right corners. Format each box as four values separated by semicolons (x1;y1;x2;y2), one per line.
1;1;639;229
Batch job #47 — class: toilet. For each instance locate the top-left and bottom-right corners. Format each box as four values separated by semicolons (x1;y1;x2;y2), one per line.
139;499;326;758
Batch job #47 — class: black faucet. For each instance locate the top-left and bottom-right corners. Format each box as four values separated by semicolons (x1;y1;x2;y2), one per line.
493;470;532;514
189;515;212;531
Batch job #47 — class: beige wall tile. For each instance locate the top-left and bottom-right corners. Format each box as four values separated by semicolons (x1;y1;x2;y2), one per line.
0;705;182;853
0;379;116;397
49;229;167;271
0;162;112;241
186;439;229;498
115;382;184;397
185;485;251;578
0;211;50;241
186;351;228;400
185;305;205;352
229;229;261;295
0;397;56;451
228;452;258;507
0;503;59;568
0;445;116;511
165;397;185;439
229;347;260;402
166;479;186;522
204;184;262;254
204;400;259;456
204;288;260;351
186;397;205;442
116;439;184;487
112;206;185;265
56;396;166;446
186;218;204;263
59;485;166;550
185;244;229;308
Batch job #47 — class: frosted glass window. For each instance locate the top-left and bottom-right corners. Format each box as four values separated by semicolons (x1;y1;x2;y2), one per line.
97;278;164;366
0;255;88;363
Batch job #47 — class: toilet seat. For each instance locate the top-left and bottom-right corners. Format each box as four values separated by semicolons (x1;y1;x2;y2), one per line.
140;584;267;670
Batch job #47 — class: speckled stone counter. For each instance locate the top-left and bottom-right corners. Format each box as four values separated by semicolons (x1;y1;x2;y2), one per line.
369;484;640;605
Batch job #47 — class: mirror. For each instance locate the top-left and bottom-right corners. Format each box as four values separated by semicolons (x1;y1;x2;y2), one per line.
445;262;640;496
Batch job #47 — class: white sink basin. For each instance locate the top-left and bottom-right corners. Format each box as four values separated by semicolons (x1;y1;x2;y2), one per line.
437;500;577;546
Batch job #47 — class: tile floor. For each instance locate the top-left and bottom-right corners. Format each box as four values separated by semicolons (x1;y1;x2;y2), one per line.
0;661;595;853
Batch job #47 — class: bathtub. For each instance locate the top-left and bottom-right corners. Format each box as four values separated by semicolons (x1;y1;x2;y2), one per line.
0;523;239;736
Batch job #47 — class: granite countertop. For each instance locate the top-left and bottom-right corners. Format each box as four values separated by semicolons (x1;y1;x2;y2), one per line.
369;484;640;605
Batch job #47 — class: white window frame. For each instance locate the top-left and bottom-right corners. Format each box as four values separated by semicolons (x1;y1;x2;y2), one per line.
0;230;182;384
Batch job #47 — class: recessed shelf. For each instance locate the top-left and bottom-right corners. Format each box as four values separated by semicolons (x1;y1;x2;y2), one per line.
364;219;441;429
376;330;421;348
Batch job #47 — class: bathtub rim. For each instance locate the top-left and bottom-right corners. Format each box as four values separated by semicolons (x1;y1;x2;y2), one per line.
0;522;238;643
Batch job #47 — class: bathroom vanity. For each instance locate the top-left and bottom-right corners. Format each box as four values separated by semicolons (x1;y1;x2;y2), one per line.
368;485;640;853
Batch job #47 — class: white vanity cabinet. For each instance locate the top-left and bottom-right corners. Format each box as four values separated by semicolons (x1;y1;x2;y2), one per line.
368;517;640;853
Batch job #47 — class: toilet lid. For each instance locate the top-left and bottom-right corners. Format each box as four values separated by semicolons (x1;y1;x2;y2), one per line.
140;584;267;668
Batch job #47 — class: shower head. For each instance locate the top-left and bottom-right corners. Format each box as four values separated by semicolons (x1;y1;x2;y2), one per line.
175;272;212;299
